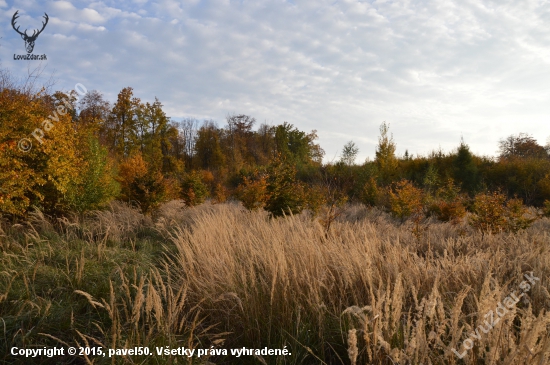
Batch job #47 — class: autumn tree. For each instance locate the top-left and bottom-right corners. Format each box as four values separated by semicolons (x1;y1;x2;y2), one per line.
264;156;308;217
194;121;225;170
499;133;548;160
375;122;398;185
485;157;550;205
0;87;83;216
388;180;424;222
224;114;256;170
274;122;324;166
427;178;466;224
106;87;141;157
469;191;536;234
178;118;199;168
117;152;175;214
141;98;172;169
236;170;270;210
180;171;209;207
253;123;276;165
78;90;111;141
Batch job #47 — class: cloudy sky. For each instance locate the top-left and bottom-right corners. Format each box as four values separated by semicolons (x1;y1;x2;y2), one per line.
1;0;550;161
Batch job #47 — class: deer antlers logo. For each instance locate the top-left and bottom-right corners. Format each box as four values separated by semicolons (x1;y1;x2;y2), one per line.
12;10;49;54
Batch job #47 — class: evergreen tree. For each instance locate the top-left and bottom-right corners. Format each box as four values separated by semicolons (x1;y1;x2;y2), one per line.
453;139;480;195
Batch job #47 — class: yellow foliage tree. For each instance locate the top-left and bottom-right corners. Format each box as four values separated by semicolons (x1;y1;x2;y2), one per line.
388;180;424;222
375;122;398;185
0;88;82;215
469;191;537;234
118;152;175;214
236;172;270;211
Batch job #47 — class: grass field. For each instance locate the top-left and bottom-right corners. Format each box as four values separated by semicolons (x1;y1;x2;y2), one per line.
1;201;549;364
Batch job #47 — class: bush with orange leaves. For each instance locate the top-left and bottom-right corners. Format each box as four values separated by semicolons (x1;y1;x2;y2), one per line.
427;179;467;225
180;170;210;207
235;171;270;211
388;180;424;222
469;191;537;234
505;197;538;233
118;152;177;214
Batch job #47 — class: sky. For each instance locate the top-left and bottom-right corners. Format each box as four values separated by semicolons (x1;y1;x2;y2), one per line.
1;0;550;162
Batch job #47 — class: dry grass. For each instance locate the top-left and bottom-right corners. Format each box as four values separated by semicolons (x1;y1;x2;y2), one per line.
161;202;550;364
1;201;549;364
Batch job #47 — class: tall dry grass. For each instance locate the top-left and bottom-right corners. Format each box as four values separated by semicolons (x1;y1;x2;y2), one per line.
1;201;549;364
160;202;550;364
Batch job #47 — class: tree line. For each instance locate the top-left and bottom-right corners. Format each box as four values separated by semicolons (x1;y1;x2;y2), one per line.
2;79;550;222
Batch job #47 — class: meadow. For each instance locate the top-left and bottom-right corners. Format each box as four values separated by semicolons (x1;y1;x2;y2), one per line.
1;200;549;365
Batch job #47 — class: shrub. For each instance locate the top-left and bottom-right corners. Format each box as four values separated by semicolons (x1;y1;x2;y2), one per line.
264;157;307;217
506;197;537;233
427;179;466;224
469;191;507;233
213;183;229;204
0;88;82;216
118;153;173;214
235;172;269;210
469;191;537;233
180;171;209;207
361;176;380;207
388;180;424;221
67;136;119;213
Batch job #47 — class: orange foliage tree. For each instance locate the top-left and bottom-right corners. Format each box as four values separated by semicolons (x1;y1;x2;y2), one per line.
427;178;467;224
117;152;177;214
0;88;82;216
236;171;270;211
388;180;424;222
469;191;537;234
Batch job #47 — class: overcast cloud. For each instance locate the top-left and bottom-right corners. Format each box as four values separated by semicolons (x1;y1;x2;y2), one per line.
1;0;550;161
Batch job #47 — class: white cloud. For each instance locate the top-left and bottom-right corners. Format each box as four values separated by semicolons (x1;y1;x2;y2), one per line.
2;0;550;159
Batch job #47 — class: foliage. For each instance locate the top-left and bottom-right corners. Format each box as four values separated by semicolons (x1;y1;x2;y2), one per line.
427;179;467;224
194;121;225;170
499;133;548;159
388;180;424;221
485;157;550;206
340;141;359;166
0;88;82;216
264;157;308;217
274;122;324;166
213;182;229;204
453;140;480;195
375;122;398;185
469;191;537;234
3;77;550;225
505;197;537;233
118;153;174;213
180;170;210;207
106;87;141;157
469;191;508;233
236;171;270;210
360;176;380;207
422;164;440;194
67;136;120;212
